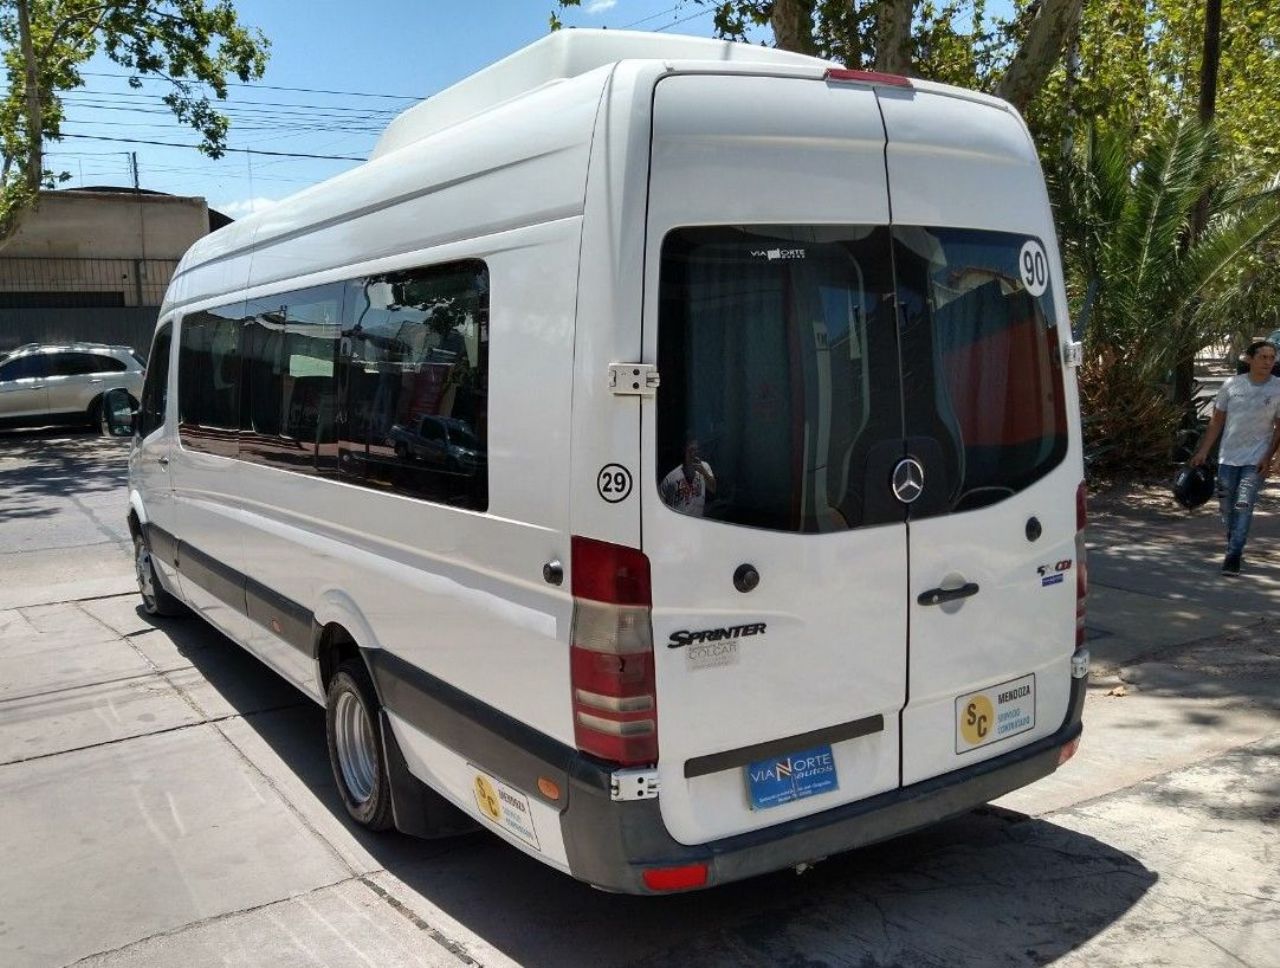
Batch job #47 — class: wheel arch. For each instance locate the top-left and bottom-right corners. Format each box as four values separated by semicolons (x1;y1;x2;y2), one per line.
313;589;382;699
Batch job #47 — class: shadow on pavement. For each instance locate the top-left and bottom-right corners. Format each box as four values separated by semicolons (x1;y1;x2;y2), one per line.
0;430;129;520
143;606;1157;968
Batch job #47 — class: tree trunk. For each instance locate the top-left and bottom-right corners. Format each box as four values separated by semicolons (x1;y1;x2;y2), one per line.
770;0;819;56
994;0;1085;112
1175;0;1223;422
874;0;915;75
15;0;43;193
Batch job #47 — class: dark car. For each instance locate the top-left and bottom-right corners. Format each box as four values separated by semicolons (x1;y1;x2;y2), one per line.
386;415;485;474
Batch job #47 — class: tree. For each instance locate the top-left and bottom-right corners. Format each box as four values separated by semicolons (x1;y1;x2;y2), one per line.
0;0;270;241
1052;118;1280;475
551;0;1083;112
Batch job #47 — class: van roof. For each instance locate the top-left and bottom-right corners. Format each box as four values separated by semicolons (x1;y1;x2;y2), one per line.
371;29;835;160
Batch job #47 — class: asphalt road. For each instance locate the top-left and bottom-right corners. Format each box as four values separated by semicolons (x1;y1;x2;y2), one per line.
0;432;1276;968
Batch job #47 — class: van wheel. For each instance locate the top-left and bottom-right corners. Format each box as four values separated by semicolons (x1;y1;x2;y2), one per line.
133;533;185;616
326;659;395;831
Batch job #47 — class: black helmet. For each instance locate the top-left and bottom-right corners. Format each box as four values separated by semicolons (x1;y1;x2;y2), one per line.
1172;464;1215;510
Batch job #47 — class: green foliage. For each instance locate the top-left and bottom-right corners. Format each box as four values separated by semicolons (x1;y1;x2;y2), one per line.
0;0;269;239
1052;118;1280;474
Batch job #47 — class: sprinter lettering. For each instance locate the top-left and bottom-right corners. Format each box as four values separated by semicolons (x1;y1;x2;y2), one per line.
668;623;767;648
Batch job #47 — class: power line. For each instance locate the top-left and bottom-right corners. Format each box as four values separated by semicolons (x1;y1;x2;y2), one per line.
59;90;402;116
79;70;425;100
621;4;683;28
57;133;366;161
653;8;715;32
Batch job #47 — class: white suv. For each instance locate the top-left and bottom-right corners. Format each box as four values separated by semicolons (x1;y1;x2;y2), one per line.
0;343;145;431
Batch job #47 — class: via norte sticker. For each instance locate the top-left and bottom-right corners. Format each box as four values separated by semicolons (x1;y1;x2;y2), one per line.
1019;239;1049;297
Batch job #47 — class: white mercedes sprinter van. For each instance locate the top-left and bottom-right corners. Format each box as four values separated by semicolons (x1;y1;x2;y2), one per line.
126;29;1089;894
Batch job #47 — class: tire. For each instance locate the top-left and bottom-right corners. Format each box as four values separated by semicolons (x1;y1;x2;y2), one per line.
133;532;186;616
326;659;395;831
87;395;105;433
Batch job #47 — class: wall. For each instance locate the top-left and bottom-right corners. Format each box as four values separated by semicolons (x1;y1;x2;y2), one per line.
0;308;159;360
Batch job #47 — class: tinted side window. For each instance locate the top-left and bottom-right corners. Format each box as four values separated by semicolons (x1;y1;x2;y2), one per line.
178;304;242;456
240;284;343;473
0;354;49;381
138;324;172;437
49;352;128;376
339;260;489;511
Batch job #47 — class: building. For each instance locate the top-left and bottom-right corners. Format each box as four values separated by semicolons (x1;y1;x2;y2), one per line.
0;188;228;357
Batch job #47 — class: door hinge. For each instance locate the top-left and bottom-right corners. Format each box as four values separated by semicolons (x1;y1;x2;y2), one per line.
609;363;660;397
610;767;660;801
1063;340;1084;368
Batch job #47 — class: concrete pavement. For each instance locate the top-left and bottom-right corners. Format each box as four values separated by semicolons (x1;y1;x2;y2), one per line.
1;433;1277;968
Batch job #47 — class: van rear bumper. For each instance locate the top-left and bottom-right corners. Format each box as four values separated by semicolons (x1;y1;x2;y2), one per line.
562;675;1086;893
367;649;1085;894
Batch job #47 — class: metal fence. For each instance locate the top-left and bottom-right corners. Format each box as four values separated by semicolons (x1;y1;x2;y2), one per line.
0;256;179;308
0;307;160;359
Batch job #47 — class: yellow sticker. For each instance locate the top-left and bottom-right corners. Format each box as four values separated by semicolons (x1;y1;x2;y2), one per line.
474;774;501;822
959;694;995;747
955;673;1036;753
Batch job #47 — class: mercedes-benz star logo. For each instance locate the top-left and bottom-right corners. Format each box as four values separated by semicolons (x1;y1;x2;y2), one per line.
891;457;925;504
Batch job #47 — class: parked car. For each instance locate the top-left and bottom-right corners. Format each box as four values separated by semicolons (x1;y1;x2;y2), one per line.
0;343;144;431
386;415;485;473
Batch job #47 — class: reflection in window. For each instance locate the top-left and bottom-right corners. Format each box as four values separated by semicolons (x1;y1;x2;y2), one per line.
657;226;901;533
895;228;1067;513
137;324;171;437
178;304;242;457
241;285;343;473
339;261;489;511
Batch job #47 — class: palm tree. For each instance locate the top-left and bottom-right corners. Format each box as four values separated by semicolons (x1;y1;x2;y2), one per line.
1051;117;1280;477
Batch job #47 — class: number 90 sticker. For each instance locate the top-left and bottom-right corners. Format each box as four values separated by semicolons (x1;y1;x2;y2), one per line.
597;463;633;503
1019;239;1050;297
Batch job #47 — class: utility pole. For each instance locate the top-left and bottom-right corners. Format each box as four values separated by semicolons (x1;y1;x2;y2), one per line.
15;0;42;193
130;152;145;306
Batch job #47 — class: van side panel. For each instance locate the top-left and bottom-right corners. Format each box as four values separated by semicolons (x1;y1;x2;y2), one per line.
565;62;660;553
160;74;605;753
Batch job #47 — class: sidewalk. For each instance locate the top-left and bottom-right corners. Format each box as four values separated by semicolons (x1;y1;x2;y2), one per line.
1;436;1277;967
997;480;1280;816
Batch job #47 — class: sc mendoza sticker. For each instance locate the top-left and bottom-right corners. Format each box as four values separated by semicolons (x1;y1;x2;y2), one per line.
471;768;540;851
596;463;632;503
955;674;1036;754
1019;239;1050;297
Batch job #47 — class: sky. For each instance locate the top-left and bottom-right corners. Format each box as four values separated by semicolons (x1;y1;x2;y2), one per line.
45;1;767;219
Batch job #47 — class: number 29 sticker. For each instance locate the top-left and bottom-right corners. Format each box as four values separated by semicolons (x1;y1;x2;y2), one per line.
1019;239;1050;297
597;464;633;503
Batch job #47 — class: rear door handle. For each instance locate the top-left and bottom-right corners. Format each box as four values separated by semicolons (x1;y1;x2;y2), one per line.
156;456;169;467
917;582;980;606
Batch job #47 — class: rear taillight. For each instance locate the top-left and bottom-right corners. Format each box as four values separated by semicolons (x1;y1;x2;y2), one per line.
1075;481;1088;648
824;68;913;88
642;863;708;892
570;536;657;766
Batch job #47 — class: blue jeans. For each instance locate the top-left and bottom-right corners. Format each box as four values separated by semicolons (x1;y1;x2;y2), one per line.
1217;464;1262;556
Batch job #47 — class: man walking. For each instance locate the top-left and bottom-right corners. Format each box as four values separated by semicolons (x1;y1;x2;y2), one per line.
1191;339;1280;575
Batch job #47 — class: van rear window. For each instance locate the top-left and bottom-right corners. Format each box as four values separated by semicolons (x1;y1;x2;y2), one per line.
656;225;1068;533
656;226;905;533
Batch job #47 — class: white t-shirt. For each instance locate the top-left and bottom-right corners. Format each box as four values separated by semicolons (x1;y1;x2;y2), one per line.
661;463;711;516
1214;374;1280;466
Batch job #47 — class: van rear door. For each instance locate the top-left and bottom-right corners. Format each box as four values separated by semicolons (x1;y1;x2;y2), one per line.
641;73;909;846
876;89;1081;785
